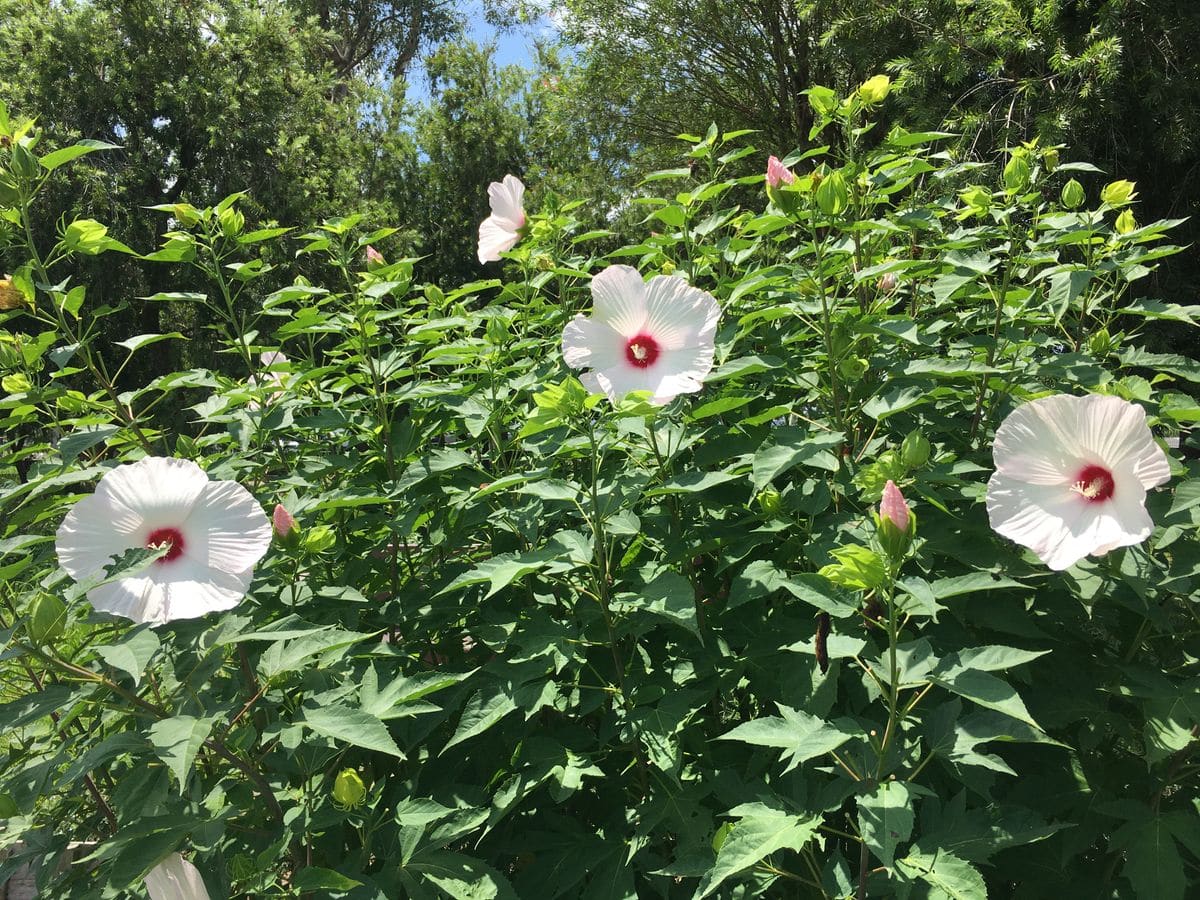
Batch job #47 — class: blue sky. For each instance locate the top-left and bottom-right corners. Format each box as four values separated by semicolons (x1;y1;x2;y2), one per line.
405;1;550;103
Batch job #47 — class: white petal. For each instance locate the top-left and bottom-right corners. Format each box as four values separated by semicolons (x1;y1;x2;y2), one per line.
87;559;255;625
581;365;658;405
488;175;526;224
477;216;520;264
259;351;287;367
986;465;1152;570
55;458;210;580
642;275;721;351
561;316;624;371
1071;394;1171;489
181;480;272;574
643;344;716;403
56;492;144;581
589;266;647;336
992;396;1088;484
145;853;212;900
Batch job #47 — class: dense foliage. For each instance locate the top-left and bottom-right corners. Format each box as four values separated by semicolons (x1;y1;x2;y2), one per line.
3;76;1200;898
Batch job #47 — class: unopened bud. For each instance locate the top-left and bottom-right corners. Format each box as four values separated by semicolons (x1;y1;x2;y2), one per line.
900;430;930;468
876;480;916;560
27;594;66;645
332;768;367;809
757;489;783;517
272;504;299;547
365;245;384;268
1061;178;1086;210
879;480;909;531
877;272;898;293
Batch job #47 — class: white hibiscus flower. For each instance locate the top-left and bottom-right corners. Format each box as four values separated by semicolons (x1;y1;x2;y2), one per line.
561;265;721;405
477;174;526;264
986;393;1171;570
56;457;272;625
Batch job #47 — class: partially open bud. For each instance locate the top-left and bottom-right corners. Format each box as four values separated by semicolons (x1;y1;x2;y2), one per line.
765;155;800;215
332;768;367;810
365;245;384;269
272;504;300;549
876;480;916;560
765;155;796;189
877;272;898;294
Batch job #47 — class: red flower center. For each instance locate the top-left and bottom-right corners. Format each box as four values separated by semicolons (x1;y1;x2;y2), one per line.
145;526;186;563
625;333;660;369
1072;464;1115;503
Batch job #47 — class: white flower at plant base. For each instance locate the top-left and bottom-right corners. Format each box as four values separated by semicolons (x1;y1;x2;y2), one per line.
56;457;272;625
144;853;211;900
477;174;526;264
561;264;721;405
247;350;288;410
986;393;1171;570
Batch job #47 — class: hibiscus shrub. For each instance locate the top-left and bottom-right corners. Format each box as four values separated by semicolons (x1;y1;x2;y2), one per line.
2;84;1200;899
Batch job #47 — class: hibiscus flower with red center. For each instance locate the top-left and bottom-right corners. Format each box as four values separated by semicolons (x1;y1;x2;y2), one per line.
986;393;1171;570
56;457;272;625
561;265;721;405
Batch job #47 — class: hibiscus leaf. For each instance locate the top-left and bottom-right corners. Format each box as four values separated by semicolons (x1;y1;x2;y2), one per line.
94;627;161;686
302;704;404;758
694;804;820;898
859;781;914;868
716;704;856;771
147;714;217;788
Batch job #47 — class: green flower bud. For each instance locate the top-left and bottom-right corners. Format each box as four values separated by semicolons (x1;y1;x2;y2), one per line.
816;170;849;216
1115;209;1137;234
900;430;930;468
1043;148;1060;172
757;489;783;518
1003;152;1032;193
1061;178;1086;209
857;74;892;104
332;768;367;809
838;357;869;380
1100;180;1136;207
27;594;66;645
1089;328;1113;357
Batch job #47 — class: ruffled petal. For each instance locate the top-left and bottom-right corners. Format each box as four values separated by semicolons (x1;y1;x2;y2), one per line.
88;558;255;626
642;344;716;403
477;216;520;264
145;853;212;900
642;275;721;351
182;480;272;574
1071;394;1171;489
561;316;624;372
488;175;525;224
56;492;145;581
589;266;647;336
992;395;1091;484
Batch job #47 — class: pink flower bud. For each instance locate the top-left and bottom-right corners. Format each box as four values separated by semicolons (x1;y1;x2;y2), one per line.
272;504;296;539
879;480;910;530
365;245;384;267
765;155;796;189
877;272;898;293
